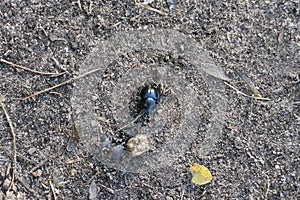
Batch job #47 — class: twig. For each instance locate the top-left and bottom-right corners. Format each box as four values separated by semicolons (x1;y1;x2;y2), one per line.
16;152;37;165
24;79;73;100
51;57;67;72
0;58;64;77
180;189;185;200
111;21;122;27
97;116;111;124
65;158;83;165
135;2;168;15
89;1;93;14
115;111;145;132
0;95;16;191
24;67;104;100
49;180;57;200
77;0;82;11
224;82;271;101
29;151;62;174
200;154;224;159
98;183;114;194
140;182;154;189
293;101;300;105
264;180;270;200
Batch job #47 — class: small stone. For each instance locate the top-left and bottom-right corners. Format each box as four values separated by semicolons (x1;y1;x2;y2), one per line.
5;191;15;200
125;9;131;17
31;169;42;177
27;147;37;155
53;168;65;187
0;190;4;200
0;94;6;102
91;95;98;101
143;0;155;4
70;169;77;176
126;134;151;157
2;179;11;191
66;138;75;152
89;180;98;200
16;192;25;199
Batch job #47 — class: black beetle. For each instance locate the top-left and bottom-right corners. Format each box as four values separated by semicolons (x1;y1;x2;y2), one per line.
142;84;161;115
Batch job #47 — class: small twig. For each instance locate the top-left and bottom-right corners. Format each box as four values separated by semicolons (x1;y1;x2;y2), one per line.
51;57;67;72
49;180;57;200
0;95;16;191
0;58;64;76
29;151;62;174
135;2;168;15
224;82;271;101
97;116;111;124
77;0;82;11
111;21;123;27
200;154;224;159
140;182;154;189
16;152;37;165
180;189;185;200
115;111;145;132
65;158;83;165
24;79;73;100
98;183;114;194
264;180;270;200
49;91;63;97
89;1;93;14
24;67;104;100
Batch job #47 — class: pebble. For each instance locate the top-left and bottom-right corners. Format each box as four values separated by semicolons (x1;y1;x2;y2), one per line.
89;180;98;200
27;147;37;155
2;179;11;191
126;134;151;157
31;169;42;177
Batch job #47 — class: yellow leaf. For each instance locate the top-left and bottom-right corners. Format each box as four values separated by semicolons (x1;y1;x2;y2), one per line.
189;163;212;186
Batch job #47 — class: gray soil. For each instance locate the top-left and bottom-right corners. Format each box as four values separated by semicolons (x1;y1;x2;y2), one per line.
0;1;299;199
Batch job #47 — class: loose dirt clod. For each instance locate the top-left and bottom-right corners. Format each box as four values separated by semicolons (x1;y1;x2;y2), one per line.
126;134;151;157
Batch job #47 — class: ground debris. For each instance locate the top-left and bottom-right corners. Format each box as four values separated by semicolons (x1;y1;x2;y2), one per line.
89;180;98;200
235;69;262;97
0;0;298;199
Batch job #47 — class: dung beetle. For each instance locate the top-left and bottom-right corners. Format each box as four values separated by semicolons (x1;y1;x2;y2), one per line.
142;84;161;115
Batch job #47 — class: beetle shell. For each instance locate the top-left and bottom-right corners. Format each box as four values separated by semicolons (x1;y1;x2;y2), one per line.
144;87;161;115
144;88;160;100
